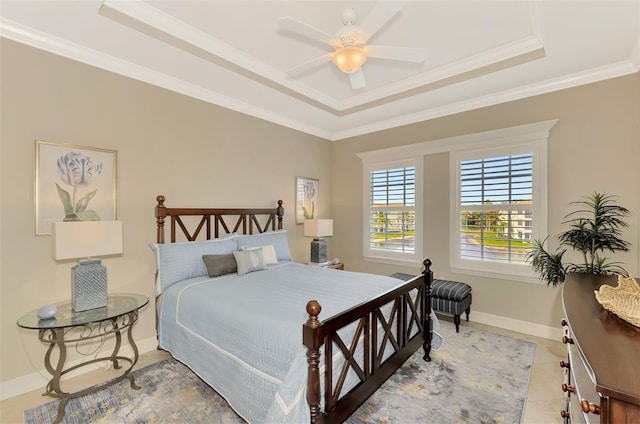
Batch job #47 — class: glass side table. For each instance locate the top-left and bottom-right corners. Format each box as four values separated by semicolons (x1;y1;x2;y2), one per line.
17;293;149;424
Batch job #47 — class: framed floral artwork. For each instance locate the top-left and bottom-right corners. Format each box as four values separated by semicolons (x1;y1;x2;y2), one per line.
35;140;117;235
296;176;318;224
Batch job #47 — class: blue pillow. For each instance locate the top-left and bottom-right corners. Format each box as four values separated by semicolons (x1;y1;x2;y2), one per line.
150;236;238;294
236;230;292;262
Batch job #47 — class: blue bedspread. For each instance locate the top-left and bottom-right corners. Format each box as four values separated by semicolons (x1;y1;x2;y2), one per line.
158;262;442;423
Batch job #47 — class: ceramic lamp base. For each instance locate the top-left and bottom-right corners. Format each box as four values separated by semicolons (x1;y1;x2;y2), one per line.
310;238;327;263
71;259;107;312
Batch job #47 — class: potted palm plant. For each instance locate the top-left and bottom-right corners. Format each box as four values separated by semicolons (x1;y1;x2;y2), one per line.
527;191;631;287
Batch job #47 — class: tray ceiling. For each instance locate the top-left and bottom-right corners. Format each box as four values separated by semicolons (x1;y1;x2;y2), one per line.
1;1;638;140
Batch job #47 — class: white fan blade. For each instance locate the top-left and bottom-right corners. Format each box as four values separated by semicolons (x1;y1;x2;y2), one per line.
285;53;333;76
349;69;366;89
278;17;335;46
358;0;406;43
366;45;427;63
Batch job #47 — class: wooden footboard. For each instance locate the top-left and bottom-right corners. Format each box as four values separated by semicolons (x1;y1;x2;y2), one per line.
304;259;433;424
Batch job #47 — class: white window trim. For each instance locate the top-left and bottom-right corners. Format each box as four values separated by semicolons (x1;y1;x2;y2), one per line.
358;119;556;279
448;121;555;283
451;142;547;284
361;157;424;266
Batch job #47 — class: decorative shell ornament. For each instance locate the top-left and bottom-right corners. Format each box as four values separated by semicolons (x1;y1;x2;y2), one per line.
594;275;640;327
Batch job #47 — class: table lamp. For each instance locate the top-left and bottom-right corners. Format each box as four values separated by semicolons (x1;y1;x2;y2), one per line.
52;221;123;312
304;219;333;264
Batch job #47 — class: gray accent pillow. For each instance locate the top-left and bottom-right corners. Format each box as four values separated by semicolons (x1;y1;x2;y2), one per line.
202;253;238;277
232;249;267;276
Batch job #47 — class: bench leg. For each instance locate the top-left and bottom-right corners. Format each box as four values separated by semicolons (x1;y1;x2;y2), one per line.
465;306;470;322
453;315;461;333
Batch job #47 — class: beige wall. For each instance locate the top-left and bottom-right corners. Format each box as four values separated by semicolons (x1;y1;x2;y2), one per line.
0;40;332;384
331;73;640;330
2;38;639;390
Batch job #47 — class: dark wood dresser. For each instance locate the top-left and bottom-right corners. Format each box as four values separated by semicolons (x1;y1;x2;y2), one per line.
561;273;640;423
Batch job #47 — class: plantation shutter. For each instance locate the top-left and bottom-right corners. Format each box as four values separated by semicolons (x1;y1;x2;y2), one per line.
369;166;416;253
459;153;533;264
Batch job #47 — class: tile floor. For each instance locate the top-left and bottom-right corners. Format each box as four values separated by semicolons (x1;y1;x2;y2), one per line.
0;317;567;424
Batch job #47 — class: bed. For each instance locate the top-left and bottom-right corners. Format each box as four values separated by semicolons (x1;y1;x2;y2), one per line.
152;195;441;423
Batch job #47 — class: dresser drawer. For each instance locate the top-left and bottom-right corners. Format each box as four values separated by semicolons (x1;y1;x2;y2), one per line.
565;323;601;424
569;346;600;424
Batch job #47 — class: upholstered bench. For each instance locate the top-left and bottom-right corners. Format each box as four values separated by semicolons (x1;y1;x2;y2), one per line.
390;274;472;333
430;279;472;332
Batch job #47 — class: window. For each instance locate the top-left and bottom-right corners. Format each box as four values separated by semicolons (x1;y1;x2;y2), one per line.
363;158;423;265
359;120;555;278
451;141;547;282
459;152;533;262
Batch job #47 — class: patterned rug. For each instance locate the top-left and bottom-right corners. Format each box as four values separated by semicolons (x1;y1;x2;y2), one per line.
24;320;535;424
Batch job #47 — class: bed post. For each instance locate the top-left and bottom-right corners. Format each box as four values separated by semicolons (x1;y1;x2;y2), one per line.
304;300;323;423
422;258;433;362
276;200;284;230
155;195;166;244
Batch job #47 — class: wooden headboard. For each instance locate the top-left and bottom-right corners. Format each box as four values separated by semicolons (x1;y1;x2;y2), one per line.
155;195;284;243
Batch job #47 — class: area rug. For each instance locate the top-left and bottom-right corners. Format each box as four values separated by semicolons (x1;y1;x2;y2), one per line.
24;320;535;424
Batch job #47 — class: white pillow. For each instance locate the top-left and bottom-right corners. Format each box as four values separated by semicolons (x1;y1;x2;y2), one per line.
240;245;278;265
233;249;267;276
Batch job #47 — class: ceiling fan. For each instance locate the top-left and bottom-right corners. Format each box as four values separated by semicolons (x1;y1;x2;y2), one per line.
278;0;427;90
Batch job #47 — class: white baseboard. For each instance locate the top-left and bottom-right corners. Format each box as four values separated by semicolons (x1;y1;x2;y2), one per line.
457;310;563;341
0;336;158;401
2;314;561;401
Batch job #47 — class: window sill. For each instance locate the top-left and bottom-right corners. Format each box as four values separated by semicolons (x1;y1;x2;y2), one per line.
450;266;544;285
363;256;425;268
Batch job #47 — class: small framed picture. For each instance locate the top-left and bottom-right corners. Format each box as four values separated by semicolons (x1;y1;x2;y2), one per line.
296;176;318;224
35;140;117;235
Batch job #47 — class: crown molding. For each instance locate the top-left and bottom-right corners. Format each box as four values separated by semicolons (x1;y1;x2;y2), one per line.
1;17;637;142
357;119;558;163
0;17;332;141
98;0;340;110
337;35;545;112
99;0;547;115
332;60;638;141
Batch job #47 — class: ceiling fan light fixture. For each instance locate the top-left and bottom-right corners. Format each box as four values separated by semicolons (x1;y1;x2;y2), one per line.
332;45;367;74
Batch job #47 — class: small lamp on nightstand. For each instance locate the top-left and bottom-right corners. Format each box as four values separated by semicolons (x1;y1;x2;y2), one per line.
304;219;333;264
52;221;123;312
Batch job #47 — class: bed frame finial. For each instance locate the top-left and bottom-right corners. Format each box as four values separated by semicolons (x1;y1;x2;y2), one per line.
423;258;432;273
155;195;167;244
306;300;321;326
277;200;284;230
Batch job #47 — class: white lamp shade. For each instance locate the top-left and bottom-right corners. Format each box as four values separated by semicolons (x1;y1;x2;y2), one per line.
52;221;123;260
304;219;333;238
